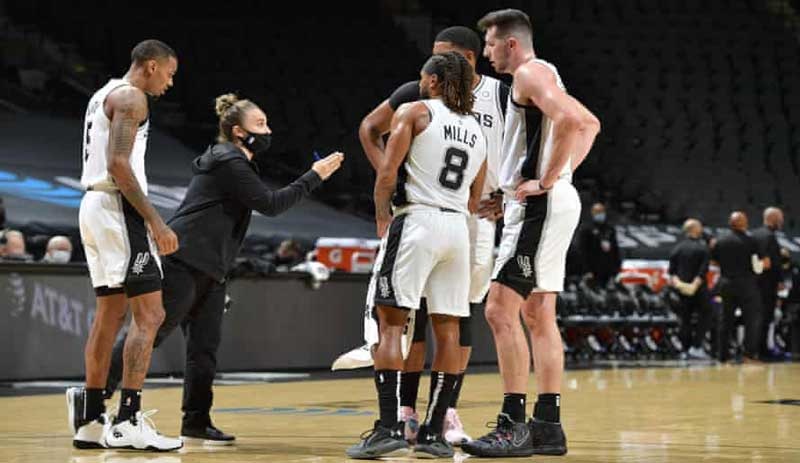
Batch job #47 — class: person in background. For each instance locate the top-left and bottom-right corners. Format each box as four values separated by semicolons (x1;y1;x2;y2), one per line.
751;207;784;358
578;202;621;287
0;230;32;262
272;239;304;270
41;235;74;263
668;219;711;359
710;211;764;362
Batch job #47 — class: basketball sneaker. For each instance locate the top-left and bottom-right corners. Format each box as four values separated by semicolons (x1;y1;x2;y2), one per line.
530;418;568;455
461;413;534;458
67;386;113;449
414;425;454;458
399;406;419;442
346;420;409;459
105;410;182;451
443;407;471;446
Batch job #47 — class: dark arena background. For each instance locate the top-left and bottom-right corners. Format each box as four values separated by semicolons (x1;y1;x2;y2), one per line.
0;0;799;461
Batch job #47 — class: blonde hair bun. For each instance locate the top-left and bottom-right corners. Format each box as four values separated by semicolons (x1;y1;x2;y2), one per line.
215;93;239;117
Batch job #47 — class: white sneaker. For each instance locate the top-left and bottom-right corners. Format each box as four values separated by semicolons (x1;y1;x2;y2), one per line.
74;414;113;449
105;410;182;451
67;386;113;449
399;406;419;442
443;407;471;446
66;387;83;435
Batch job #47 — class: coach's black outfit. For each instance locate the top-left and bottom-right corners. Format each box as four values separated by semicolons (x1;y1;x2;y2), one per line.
668;236;711;351
711;229;764;361
106;142;322;433
578;220;622;287
751;226;783;356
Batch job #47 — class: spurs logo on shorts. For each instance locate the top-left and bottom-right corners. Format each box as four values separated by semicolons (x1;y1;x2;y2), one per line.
516;255;533;278
131;252;150;276
378;276;391;299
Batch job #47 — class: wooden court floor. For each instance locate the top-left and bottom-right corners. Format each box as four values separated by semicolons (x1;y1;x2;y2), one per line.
1;363;798;462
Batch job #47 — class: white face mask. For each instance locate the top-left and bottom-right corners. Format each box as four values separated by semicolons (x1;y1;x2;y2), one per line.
46;250;71;263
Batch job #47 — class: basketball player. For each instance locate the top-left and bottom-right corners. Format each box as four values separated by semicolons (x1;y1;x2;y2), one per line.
346;52;487;459
357;26;508;445
463;10;600;458
66;40;182;451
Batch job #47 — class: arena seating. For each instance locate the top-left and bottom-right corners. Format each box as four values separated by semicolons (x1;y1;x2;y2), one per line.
2;0;798;232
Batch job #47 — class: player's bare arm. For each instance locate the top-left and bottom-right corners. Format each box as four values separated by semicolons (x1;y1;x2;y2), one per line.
373;102;427;237
469;159;488;214
514;62;600;200
358;100;395;170
105;86;178;255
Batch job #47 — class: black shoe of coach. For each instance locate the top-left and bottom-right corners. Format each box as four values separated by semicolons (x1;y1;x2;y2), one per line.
180;423;236;446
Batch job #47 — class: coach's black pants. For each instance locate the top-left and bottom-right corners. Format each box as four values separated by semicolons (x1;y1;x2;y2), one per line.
717;276;763;361
678;287;711;350
106;256;226;430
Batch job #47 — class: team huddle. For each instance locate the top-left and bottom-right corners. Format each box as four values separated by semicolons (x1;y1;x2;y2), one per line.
66;8;599;460
347;10;599;459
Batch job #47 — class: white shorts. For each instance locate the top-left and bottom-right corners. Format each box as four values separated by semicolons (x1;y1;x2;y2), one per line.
492;179;581;296
368;205;470;317
467;214;496;303
79;191;162;297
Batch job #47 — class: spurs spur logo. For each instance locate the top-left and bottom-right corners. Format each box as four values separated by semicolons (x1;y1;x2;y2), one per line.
378;276;391;298
517;255;533;278
131;252;150;275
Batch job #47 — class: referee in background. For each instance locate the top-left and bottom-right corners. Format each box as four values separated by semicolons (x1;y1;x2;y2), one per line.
710;211;765;362
668;219;711;359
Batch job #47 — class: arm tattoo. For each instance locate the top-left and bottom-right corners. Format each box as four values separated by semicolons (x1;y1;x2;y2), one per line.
108;91;163;227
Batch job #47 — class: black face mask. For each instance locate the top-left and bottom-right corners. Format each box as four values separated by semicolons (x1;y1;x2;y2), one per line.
240;131;272;155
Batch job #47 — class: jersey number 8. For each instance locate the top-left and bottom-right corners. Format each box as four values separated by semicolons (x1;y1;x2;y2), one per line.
438;147;468;190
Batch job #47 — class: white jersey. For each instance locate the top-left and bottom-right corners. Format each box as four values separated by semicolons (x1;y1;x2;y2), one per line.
398;98;487;214
471;75;508;197
499;59;571;196
80;78;150;194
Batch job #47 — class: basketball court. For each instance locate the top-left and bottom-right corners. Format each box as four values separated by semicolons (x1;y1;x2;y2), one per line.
2;363;797;462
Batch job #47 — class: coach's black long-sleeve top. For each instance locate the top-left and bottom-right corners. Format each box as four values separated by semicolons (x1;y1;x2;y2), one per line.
668;237;710;284
751;226;783;284
710;229;762;279
169;142;322;282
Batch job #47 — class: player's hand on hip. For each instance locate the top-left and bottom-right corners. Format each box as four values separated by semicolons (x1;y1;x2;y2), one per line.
477;194;503;220
515;179;549;201
153;224;179;255
312;152;345;180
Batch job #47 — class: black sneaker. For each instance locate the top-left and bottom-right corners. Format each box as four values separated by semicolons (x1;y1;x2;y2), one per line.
414;425;454;459
181;423;236;446
461;413;534;458
346;420;409;459
530;418;567;455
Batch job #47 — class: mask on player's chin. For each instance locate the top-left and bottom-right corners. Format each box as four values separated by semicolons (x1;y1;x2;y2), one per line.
240;131;272;156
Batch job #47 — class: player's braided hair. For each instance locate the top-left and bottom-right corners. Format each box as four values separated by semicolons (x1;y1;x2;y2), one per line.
215;93;258;143
422;52;475;115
